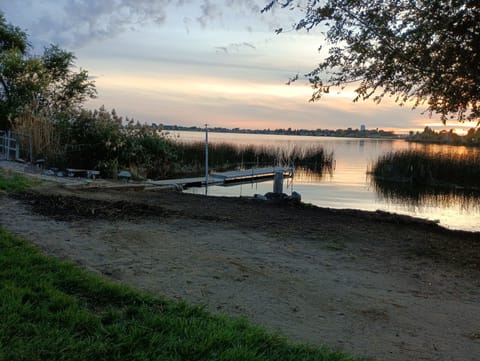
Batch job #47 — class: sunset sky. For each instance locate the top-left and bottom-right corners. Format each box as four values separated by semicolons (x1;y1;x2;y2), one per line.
3;0;475;134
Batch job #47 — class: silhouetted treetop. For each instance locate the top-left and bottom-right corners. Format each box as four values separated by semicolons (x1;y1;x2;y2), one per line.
263;0;480;123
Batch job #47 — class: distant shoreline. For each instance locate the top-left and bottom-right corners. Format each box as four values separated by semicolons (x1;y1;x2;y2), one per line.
157;124;405;139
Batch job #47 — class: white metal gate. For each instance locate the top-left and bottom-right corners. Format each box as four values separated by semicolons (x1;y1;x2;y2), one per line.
0;130;20;161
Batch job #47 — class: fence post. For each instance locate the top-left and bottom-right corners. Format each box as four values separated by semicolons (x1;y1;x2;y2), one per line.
0;131;4;160
6;130;11;161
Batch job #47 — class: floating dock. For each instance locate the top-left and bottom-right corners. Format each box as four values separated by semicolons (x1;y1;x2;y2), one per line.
211;167;293;185
147;167;293;188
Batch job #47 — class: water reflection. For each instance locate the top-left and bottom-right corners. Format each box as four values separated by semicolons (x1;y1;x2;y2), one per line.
372;177;480;212
293;166;333;183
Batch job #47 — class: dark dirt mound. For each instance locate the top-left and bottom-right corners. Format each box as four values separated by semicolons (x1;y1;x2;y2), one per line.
11;191;179;221
10;185;480;271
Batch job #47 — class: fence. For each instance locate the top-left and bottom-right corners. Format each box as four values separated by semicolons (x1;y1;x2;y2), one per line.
0;130;32;162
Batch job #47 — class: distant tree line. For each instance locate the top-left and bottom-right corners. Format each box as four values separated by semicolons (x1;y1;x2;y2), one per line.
161;124;398;138
408;126;480;146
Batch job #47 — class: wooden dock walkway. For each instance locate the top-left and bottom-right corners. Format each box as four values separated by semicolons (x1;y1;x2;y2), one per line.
211;167;293;185
147;167;293;188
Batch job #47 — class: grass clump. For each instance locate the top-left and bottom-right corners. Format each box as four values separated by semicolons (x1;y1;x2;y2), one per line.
0;228;359;361
371;149;480;189
0;170;38;193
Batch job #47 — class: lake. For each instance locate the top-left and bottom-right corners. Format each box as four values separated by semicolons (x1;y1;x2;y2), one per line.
169;130;480;232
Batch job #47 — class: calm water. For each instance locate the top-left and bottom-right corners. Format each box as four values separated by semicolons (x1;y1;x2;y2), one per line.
171;130;480;232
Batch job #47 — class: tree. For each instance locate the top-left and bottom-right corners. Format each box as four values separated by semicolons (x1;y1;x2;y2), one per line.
263;0;480;123
0;15;96;129
0;14;27;97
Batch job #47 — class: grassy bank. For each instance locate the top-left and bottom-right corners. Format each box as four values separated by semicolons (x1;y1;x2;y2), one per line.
0;170;38;192
172;142;334;176
0;227;359;361
371;150;480;189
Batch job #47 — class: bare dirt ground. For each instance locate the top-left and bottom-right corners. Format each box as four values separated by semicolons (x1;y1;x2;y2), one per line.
1;177;480;361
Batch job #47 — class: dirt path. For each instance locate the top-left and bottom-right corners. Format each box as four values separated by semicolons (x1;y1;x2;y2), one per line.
1;183;480;361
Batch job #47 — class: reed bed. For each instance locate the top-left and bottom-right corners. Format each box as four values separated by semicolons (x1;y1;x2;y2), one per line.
13;109;59;161
371;149;480;189
170;141;334;176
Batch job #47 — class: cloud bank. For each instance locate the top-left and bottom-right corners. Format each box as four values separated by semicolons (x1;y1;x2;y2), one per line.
3;0;270;49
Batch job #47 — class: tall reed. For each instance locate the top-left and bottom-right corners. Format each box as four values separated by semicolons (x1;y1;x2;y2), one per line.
371;149;480;188
12;108;60;161
170;141;334;176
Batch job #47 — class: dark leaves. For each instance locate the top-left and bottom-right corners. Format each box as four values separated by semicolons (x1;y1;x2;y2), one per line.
267;0;480;123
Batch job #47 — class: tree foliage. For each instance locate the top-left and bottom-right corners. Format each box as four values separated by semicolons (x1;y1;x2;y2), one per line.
0;14;27;54
263;0;480;123
56;107;177;179
0;14;96;129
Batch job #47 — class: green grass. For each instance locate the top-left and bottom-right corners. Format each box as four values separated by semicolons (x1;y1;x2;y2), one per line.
0;170;38;192
0;228;360;361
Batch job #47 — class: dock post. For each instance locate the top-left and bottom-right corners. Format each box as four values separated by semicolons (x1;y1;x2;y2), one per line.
205;124;209;195
273;171;283;194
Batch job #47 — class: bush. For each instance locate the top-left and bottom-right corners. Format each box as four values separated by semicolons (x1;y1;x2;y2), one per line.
55;107;176;179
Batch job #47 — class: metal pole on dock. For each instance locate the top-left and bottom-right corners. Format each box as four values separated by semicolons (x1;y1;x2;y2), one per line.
205;124;209;195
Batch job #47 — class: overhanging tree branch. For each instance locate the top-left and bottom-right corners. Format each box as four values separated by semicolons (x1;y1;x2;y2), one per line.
263;0;480;123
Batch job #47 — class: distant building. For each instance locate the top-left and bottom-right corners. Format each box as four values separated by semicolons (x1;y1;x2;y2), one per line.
360;124;366;132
